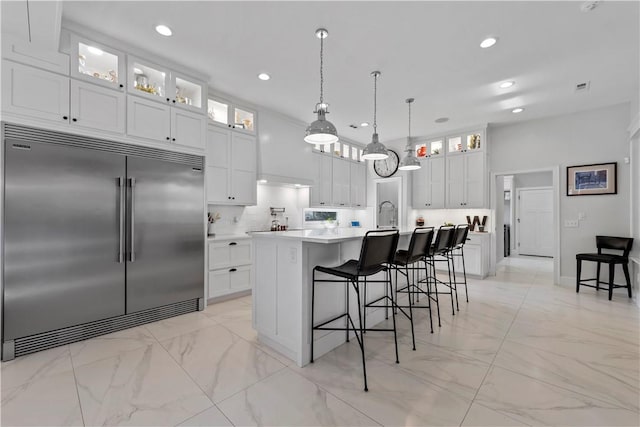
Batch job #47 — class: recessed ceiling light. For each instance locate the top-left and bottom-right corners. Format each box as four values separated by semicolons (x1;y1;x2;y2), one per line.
87;46;103;56
258;179;267;184
155;24;173;37
258;73;270;81
435;117;449;123
581;1;600;12
499;81;515;89
360;122;369;127
480;37;498;48
294;184;301;187
512;108;524;113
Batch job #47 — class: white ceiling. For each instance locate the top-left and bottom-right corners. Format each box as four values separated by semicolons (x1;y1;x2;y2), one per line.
61;1;639;143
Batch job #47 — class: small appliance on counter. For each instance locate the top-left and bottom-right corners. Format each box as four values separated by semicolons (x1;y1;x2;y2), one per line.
270;207;287;231
416;216;425;226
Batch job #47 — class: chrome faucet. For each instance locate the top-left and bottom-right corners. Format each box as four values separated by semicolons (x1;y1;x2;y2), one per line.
378;200;397;227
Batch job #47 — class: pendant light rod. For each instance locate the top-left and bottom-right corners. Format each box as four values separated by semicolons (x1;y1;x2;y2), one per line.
406;97;414;139
371;71;381;133
316;28;328;108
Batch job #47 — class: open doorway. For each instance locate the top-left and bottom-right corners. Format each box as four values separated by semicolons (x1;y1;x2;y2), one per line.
491;168;560;283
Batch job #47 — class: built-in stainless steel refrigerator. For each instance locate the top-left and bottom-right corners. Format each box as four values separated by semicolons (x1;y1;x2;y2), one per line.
2;123;204;360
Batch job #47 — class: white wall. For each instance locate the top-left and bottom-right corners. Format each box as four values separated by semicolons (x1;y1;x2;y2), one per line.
209;184;308;235
490;102;631;280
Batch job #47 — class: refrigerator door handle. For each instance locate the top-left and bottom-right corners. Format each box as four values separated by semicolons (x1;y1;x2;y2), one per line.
118;177;125;263
129;177;136;262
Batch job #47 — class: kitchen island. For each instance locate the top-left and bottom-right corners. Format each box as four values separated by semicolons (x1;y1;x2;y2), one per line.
251;228;413;367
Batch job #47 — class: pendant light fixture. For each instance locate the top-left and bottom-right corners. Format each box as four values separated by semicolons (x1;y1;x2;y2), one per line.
304;28;338;145
398;98;421;171
362;71;389;160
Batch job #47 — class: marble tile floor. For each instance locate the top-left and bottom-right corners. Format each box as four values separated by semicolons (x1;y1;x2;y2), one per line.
2;256;639;426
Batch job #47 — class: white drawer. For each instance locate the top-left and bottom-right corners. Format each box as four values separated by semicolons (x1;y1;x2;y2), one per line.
208;240;251;270
208;264;251;298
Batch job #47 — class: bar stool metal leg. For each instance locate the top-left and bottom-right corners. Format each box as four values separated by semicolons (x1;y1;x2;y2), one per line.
353;281;368;392
576;259;582;293
450;250;460;311
388;269;399;363
311;269;316;363
461;247;469;303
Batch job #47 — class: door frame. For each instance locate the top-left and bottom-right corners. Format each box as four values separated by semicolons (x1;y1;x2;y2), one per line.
490;166;560;284
515;186;553;257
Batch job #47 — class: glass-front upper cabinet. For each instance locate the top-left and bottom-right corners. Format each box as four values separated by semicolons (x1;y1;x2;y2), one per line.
233;107;254;132
208;99;229;125
71;34;125;90
127;56;168;101
208;96;256;133
448;131;483;154
173;74;204;113
415;139;443;158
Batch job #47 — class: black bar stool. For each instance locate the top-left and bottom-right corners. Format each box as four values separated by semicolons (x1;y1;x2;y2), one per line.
310;229;400;392
576;236;634;300
391;227;440;340
427;226;457;315
449;224;470;305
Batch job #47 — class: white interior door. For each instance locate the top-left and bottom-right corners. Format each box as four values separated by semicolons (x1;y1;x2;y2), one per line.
517;187;553;257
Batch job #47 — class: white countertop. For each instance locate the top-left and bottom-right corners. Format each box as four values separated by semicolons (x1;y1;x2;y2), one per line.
207;233;251;241
250;228;415;244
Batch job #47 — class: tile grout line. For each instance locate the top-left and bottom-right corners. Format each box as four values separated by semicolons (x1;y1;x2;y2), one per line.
458;284;533;427
67;346;87;427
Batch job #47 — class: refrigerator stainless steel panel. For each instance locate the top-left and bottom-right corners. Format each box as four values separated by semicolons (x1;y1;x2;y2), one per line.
3;139;126;340
125;156;204;312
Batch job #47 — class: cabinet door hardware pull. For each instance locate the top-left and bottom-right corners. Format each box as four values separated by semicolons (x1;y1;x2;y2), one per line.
172;138;176;141
166;137;170;140
117;177;125;263
62;116;68;120
72;118;77;122
119;84;124;88
173;99;176;103
229;268;237;272
166;98;170;102
229;242;237;246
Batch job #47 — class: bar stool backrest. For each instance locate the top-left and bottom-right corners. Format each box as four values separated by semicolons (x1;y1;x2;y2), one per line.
433;226;455;254
596;236;634;257
357;230;400;272
454;224;470;248
406;227;435;261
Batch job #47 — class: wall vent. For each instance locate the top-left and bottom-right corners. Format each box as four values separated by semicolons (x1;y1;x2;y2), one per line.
575;81;591;92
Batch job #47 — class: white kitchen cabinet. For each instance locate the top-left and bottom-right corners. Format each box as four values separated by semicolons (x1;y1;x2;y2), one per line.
127;55;170;103
332;157;351;207
206;125;256;205
350;162;366;208
310;152;334;207
70;80;125;134
451;233;489;277
172;72;206;114
2;37;69;75
446;151;485;208
412;156;445;209
70;34;126;91
171;108;206;150
2;60;70;123
208;238;252;299
127;95;171;142
208;97;256;134
2;60;125;135
127;95;206;149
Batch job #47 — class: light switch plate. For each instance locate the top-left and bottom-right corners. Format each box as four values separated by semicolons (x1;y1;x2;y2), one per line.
564;219;579;228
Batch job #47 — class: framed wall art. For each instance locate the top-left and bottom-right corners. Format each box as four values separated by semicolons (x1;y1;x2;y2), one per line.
567;162;617;196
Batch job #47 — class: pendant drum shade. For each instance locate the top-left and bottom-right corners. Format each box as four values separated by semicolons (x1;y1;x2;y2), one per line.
305;109;338;144
362;71;388;160
305;28;338;145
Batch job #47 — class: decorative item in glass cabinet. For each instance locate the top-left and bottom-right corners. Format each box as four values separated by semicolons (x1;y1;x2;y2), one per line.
362;71;389;160
304;28;338;145
399;98;421;171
